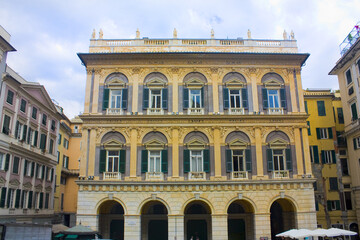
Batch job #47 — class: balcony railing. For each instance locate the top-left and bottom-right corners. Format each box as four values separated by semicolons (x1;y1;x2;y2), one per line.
188;108;204;115
273;170;289;179
231;171;248;180
188;172;206;180
340;22;360;56
103;172;122;180
268;107;284;114
147;108;164;115
106;108;123;115
146;172;164;181
229;108;245;115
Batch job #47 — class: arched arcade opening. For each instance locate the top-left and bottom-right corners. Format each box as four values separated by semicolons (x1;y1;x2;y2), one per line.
184;200;212;240
98;200;125;240
227;199;255;240
270;198;296;239
141;201;168;240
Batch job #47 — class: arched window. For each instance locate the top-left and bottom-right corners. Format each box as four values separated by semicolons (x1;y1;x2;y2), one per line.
183;73;207;115
223;73;248;114
143;73;168;115
261;73;287;114
103;73;128;115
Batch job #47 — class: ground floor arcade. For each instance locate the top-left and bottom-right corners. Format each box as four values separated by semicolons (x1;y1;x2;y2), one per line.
76;181;317;240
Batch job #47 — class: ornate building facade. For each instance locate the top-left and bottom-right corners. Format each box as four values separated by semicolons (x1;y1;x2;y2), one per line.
76;29;316;240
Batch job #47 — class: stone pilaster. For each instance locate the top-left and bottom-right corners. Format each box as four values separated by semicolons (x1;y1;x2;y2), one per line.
124;215;141;240
254;213;271;240
212;214;228;240
168;215;184;240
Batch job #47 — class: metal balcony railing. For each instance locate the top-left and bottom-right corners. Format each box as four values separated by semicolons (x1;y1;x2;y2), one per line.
340;22;360;56
273;170;289;179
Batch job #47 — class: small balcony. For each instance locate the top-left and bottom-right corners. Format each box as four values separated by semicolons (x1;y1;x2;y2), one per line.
146;172;164;181
228;108;245;115
268;107;284;114
106;108;123;115
188;108;204;115
231;171;248;180
147;108;164;115
103;172;122;180
188;172;206;180
273;170;289;179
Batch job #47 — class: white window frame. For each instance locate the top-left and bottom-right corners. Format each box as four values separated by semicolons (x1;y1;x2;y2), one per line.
25;161;32;177
150;89;162;109
355;137;360;149
15;121;24;140
110;89;122;109
22;190;28;209
189;89;202;109
329;200;337;211
8;189;16;208
309;146;315;163
268;89;280;108
0;153;5;170
106;150;120;172
47;168;52;181
148;150;161;173
323;150;333;164
232;149;245;172
190;150;203;172
319;128;329;139
229;89;242;108
273;149;286;171
63;156;69;168
74;125;79;133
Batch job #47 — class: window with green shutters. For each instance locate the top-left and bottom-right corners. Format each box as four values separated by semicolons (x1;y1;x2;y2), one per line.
42;114;47;126
2;114;11;135
40;133;47;151
223;88;249;111
15;189;21;208
28;191;33;209
337;108;344;124
351;102;358;121
267;148;292;172
0;188;7;208
99;149;126;174
6;90;14;105
321;150;336;164
45;193;49;209
39;192;43;209
20;99;27;112
327;200;341;211
141;149;168;173
105;88;128;110
12;156;20;174
49;139;54;154
316;128;332;139
329;177;338;190
307;121;311;135
310;146;319;163
304;101;308;114
143;88;168;111
0;153;6;171
317;101;326;116
346;69;353;85
354;137;360;150
32;107;37;119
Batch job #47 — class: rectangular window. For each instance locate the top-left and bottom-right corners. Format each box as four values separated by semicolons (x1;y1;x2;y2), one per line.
351;102;358;121
20;99;26;112
25;160;32;177
45;193;49;209
51;120;56;131
190;150;203;172
32;107;37;119
317;101;326;116
232;150;245;171
37;165;43;179
273;149;285;170
58;134;62;145
307;121;311;135
322;151;333;164
150;89;162;109
354;137;360;150
148;150;161;172
42;114;47;126
34;192;39;209
21;190;28;208
346;69;353;85
27;128;33;144
229;89;242;108
0;153;5;170
344;192;352;210
110;89;122;109
107;150;120;172
327;200;340;211
14;121;24;140
49;139;54;154
304;101;308;114
329;177;338;190
6;90;14;105
63;139;69;149
61;193;64;211
318;128;329;139
341;158;349;175
74;125;79;133
268;89;280;108
313;182;317;191
63;156;69;168
57;151;60;163
2;114;11;135
40;133;47;150
12;157;20;174
7;189;15;208
339;149;346;155
189;89;202;108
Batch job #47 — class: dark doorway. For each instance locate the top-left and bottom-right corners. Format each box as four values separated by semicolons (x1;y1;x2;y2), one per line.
110;220;124;240
148;220;168;240
228;219;245;240
184;201;211;240
270;199;296;240
187;220;207;240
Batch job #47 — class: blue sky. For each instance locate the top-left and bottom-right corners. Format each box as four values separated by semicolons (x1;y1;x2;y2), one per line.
0;0;359;118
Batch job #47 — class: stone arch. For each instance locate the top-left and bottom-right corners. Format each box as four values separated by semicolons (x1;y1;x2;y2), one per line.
261;72;285;84
101;131;126;145
265;130;290;144
183;131;209;145
104;72;129;85
223;72;247;84
225;131;251;144
267;195;298;213
144;72;168;85
96;197;128;214
137;197;171;215
183;72;208;84
181;198;214;214
97;199;126;240
142;131;168;145
225;196;257;214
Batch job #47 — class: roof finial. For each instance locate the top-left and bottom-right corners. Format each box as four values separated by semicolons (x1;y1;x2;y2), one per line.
247;29;252;39
91;29;96;39
136;28;140;39
173;28;177;39
99;29;103;39
290;30;295;40
283;30;287;40
211;29;215;39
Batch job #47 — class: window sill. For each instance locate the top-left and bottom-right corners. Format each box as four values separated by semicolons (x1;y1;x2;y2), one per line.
188;172;206;180
146;172;164;181
231;171;248;180
272;170;289;179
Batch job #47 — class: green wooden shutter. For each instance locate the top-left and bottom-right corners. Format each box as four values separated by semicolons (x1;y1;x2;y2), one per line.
31;162;35;177
14;121;19;139
245;149;252;172
162;88;168;110
119;150;126;173
286;149;292;171
184;150;190;173
223;88;229;109
328;128;333;139
225;149;232;172
6;189;11;208
183;88;189;109
262;88;268;109
121;88;128;110
280;88;287;109
313;146;319;164
351;103;358;120
331;150;336;164
99;150;106;173
21;191;25;208
335;200;341;210
2;115;10;135
34;131;38;147
27;128;31;144
315;201;319;211
267;149;273;171
327;201;332;211
143;88;149;109
161;150;168;173
317;101;326;116
28;191;33;209
23;160;28;176
307;121;311;135
40;134;46;150
45;193;49;209
50;168;54;182
354;138;358;150
0;188;6;208
45;166;49;180
141;150;148;173
22;125;27;141
102;88;109;110
41;165;45;180
4;154;10;171
200;87;204;107
304;101;308;113
203;149;210;173
316;128;321;139
242;88;248;109
13;157;19;174
321;151;325;164
39;192;43;209
15;189;21;208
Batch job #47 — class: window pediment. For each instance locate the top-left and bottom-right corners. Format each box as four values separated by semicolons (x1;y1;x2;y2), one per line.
225;79;246;89
146;78;167;88
186;138;207;150
107;78;126;89
185;79;205;89
144;139;166;150
264;79;283;89
268;138;288;149
0;176;5;187
103;139;123;150
35;184;43;191
228;138;249;149
45;186;52;193
23;182;33;190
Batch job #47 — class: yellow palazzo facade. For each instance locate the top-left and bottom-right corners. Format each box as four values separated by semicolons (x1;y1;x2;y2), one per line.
76;29;316;240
